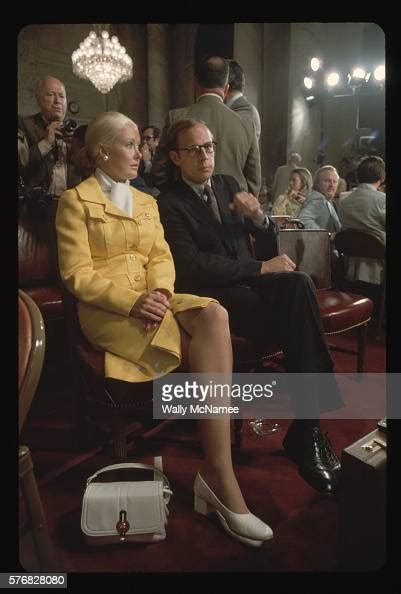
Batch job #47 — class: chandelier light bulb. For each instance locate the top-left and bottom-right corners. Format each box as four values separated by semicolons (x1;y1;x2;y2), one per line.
311;57;320;72
374;65;385;82
72;28;133;94
304;76;313;90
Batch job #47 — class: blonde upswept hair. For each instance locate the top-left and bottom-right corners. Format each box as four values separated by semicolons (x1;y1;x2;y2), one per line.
85;111;137;168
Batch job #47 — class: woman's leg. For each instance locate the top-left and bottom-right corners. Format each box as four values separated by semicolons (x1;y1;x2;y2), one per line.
176;303;247;513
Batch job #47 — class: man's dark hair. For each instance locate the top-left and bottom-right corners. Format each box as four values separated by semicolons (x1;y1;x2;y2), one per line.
167;118;210;152
228;60;245;92
141;125;161;139
73;124;88;146
356;156;385;184
194;56;229;89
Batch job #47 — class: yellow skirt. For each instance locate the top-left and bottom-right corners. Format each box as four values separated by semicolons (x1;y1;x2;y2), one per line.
78;293;217;382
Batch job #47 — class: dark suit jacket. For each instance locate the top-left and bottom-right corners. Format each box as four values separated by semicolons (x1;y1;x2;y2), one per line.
151;95;261;196
158;175;278;292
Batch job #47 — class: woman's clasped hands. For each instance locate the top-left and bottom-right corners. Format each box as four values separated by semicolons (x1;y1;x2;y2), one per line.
130;289;171;332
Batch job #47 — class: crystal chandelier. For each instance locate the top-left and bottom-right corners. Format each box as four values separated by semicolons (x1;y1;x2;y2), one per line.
72;26;133;94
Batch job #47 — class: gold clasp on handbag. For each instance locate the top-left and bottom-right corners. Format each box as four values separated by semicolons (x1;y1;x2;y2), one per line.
116;510;130;541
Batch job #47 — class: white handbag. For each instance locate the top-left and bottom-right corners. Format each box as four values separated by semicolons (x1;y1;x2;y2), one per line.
81;457;172;544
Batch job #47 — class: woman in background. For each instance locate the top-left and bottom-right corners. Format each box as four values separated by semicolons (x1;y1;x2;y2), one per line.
272;167;312;217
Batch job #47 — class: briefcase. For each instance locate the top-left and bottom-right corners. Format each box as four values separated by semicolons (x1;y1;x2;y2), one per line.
279;229;331;289
338;428;386;571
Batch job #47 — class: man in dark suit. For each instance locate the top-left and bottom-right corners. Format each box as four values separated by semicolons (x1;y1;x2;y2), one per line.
225;60;261;142
158;118;343;495
151;56;261;197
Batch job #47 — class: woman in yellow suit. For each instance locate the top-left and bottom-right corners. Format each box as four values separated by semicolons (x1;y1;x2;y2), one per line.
56;112;272;547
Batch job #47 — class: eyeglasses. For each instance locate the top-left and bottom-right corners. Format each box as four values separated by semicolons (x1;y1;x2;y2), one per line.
175;141;217;158
142;135;154;141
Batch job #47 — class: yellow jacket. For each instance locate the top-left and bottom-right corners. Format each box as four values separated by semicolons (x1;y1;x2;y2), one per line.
56;176;214;381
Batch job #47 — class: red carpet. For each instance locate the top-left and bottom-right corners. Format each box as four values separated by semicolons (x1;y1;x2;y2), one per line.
20;322;385;574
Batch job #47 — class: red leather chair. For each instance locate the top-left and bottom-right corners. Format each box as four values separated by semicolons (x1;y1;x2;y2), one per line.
19;290;56;571
279;229;374;372
18;216;64;322
334;228;385;340
59;283;156;462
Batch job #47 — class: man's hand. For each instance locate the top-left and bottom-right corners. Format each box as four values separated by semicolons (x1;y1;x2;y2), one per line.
44;121;63;145
260;254;296;274
62;128;74;149
129;290;171;331
229;191;265;225
140;143;152;164
289;189;306;204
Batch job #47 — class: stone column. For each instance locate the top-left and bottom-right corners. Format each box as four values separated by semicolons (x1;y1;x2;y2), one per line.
261;23;291;185
147;24;170;128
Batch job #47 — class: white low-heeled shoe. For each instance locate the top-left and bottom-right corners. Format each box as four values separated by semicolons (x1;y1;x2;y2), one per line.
194;473;273;547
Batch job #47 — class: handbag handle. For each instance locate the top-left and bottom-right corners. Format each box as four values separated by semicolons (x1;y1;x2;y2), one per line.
86;458;172;502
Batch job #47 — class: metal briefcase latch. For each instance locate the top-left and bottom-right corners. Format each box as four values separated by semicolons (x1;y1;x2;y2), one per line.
361;437;387;454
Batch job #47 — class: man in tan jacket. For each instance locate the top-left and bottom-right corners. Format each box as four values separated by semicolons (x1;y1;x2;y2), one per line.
151;56;261;197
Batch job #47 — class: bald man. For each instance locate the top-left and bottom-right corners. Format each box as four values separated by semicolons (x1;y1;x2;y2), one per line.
18;76;74;211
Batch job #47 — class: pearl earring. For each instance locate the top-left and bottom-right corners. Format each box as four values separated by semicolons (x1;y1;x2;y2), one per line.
103;155;109;161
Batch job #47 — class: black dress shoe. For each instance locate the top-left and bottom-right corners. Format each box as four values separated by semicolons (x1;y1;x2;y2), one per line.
283;426;339;495
320;430;341;475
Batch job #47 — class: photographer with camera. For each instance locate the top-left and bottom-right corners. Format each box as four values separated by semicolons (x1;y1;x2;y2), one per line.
18;76;77;217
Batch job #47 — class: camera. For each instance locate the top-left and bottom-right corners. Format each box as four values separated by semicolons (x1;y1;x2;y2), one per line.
18;178;53;218
61;118;78;133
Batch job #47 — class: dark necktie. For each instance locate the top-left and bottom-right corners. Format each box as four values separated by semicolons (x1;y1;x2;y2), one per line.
203;184;222;224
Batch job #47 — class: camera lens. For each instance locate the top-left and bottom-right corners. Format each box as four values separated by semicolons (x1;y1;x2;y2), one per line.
63;118;77;133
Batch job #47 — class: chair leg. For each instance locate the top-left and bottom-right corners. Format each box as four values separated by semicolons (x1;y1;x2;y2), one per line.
233;419;243;448
376;283;385;341
357;324;368;374
72;371;94;450
19;446;56;571
111;410;128;462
